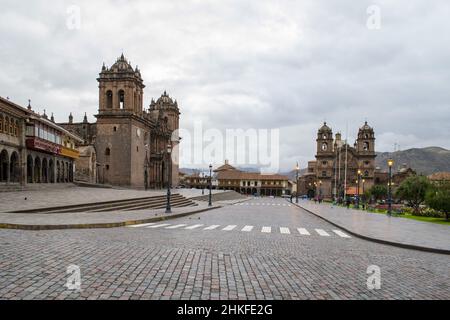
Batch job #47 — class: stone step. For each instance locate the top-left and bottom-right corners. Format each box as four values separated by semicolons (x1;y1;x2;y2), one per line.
9;193;188;213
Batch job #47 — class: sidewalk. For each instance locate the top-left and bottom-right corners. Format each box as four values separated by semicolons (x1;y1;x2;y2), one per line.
295;200;450;254
0;203;217;230
0;184;226;213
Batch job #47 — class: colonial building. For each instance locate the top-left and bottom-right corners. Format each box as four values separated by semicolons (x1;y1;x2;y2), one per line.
59;54;180;189
299;122;377;200
0;97;82;186
184;161;289;196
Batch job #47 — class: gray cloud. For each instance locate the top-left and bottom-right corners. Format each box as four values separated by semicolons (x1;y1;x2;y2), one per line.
1;0;449;171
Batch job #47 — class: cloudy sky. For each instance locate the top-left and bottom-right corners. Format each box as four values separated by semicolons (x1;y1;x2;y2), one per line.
1;0;449;171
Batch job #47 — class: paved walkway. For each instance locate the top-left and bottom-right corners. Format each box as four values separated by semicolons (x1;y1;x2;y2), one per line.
0;184;225;213
295;200;450;254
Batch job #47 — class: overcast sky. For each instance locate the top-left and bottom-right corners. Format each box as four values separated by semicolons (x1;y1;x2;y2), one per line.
1;0;449;171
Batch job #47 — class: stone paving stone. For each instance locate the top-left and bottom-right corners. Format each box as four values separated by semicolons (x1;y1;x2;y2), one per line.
297;199;450;252
0;198;448;300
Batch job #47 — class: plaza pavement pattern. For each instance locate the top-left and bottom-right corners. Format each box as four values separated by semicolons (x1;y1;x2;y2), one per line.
0;197;449;300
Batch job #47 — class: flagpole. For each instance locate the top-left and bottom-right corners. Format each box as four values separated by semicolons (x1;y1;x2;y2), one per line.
344;124;348;202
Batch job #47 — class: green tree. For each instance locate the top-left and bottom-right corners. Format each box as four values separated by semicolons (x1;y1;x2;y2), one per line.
368;185;387;202
395;175;430;214
425;182;450;220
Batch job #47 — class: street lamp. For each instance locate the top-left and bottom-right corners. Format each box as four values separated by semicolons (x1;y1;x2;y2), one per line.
208;164;213;206
362;178;366;207
356;169;362;209
165;143;172;214
200;172;205;195
387;158;394;216
144;144;149;190
295;162;299;204
319;180;322;202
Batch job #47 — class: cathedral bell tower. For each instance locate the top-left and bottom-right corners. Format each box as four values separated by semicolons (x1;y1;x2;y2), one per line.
356;121;375;154
316;122;334;155
97;53;145;115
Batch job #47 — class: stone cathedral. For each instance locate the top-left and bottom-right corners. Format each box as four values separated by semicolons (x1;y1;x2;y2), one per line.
313;121;376;199
59;54;180;188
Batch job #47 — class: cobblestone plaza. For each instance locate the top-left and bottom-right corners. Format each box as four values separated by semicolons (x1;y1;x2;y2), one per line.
0;193;448;300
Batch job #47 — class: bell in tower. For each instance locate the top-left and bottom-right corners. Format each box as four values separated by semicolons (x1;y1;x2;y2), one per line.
316;122;333;154
97;54;145;115
357;121;375;154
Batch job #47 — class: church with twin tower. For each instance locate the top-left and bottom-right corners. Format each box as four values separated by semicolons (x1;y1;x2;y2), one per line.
59;54;180;188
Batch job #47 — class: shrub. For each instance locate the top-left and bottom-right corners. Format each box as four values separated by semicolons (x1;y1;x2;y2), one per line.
411;208;445;218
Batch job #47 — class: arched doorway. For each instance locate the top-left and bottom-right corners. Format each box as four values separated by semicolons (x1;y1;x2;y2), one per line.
42;158;48;183
34;157;41;183
27;155;33;183
57;161;61;182
49;159;54;183
0;149;9;182
9;152;19;183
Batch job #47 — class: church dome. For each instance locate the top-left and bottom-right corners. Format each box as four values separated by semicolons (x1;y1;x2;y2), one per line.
360;121;373;131
150;91;179;111
156;91;174;105
109;53;134;72
318;122;332;133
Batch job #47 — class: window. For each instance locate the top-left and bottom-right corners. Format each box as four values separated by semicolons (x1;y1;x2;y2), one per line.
119;90;125;109
363;142;369;151
321;142;328;151
106;91;113;109
322;161;327;166
5;117;9;134
0;115;3;132
365;161;370;166
113;126;117;132
322;171;326;177
364;170;369;177
105;148;111;156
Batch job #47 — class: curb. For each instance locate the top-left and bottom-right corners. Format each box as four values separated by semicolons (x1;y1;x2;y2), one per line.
0;205;222;231
291;202;450;255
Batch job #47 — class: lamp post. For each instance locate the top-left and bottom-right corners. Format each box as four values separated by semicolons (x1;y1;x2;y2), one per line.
362;178;366;207
208;164;213;207
201;172;205;195
387;158;394;216
319;180;322;202
295;162;299;204
165;143;172;214
144;144;149;190
356;169;361;209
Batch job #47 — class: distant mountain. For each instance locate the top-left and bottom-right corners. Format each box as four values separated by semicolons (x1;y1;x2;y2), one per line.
376;147;450;175
280;168;308;181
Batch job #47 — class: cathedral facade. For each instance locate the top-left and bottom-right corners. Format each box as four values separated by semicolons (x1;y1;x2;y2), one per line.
301;122;376;200
59;54;180;189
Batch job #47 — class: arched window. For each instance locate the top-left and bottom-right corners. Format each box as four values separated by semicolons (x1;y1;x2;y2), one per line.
363;142;369;151
14;120;18;136
364;170;369;177
105;148;111;156
118;90;125;109
9;117;13;135
106;90;113;109
5;117;9;135
321;142;328;151
0;114;3;133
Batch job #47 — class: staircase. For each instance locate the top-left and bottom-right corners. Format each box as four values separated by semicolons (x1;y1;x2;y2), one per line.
9;194;198;213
